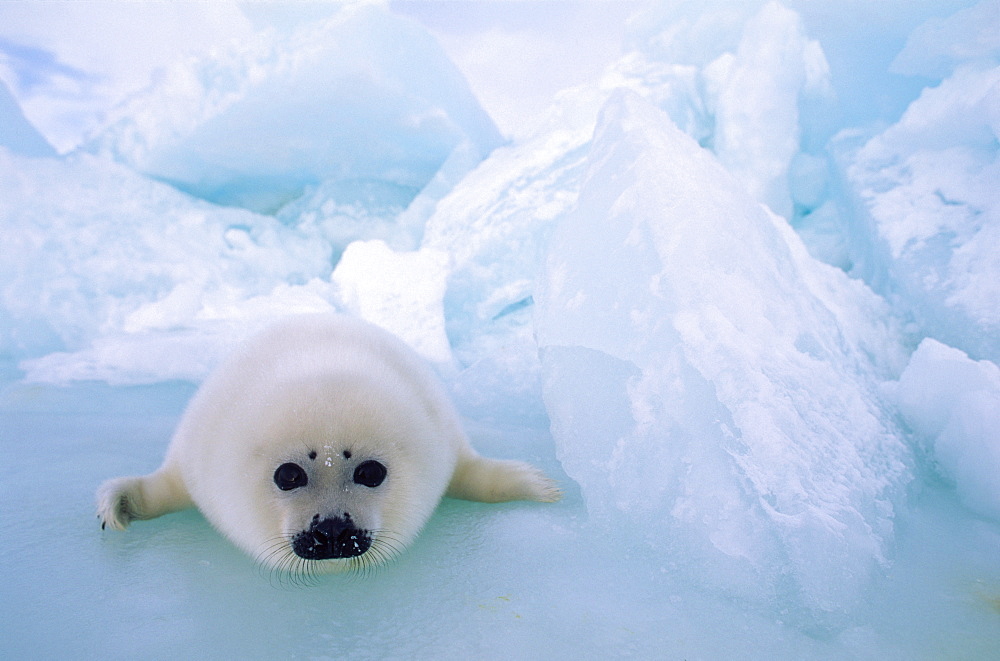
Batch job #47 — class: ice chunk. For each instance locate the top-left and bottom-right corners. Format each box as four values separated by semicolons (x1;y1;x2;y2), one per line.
895;339;1000;521
419;1;840;371
0;79;55;157
331;240;452;366
0;149;335;383
274;177;419;262
419;87;599;369
87;3;503;214
845;63;1000;363
536;90;911;619
277;140;487;266
620;2;837;222
891;0;1000;79
623;1;756;67
707;2;833;218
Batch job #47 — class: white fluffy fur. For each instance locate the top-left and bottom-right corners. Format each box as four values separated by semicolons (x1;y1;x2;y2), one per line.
96;314;559;572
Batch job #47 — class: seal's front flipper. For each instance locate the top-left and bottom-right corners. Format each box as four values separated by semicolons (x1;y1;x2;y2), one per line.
96;467;192;531
446;453;561;504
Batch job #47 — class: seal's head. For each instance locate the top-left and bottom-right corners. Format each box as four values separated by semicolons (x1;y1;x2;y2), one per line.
267;450;387;568
196;370;455;576
274;456;385;561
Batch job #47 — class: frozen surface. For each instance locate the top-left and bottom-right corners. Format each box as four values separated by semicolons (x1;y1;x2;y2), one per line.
2;0;999;658
2;378;999;659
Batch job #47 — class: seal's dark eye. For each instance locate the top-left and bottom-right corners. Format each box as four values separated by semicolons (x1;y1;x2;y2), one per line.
274;463;308;491
353;460;386;488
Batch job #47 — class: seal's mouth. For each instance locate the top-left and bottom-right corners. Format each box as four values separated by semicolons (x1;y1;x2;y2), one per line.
291;514;372;560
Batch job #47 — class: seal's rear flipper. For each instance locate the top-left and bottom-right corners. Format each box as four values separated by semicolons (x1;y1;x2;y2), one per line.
446;453;561;503
96;467;192;531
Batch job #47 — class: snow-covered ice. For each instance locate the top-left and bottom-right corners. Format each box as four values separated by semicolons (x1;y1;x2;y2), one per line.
2;0;999;658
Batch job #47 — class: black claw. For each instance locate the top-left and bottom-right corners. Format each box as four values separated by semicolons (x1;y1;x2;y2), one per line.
101;521;106;530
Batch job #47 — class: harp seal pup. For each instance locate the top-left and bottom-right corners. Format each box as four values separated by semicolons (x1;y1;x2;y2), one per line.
96;314;560;574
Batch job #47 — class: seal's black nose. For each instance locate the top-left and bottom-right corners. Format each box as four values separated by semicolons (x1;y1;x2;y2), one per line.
292;515;371;560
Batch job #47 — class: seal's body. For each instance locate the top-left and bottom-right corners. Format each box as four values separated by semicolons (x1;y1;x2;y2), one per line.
97;315;559;573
